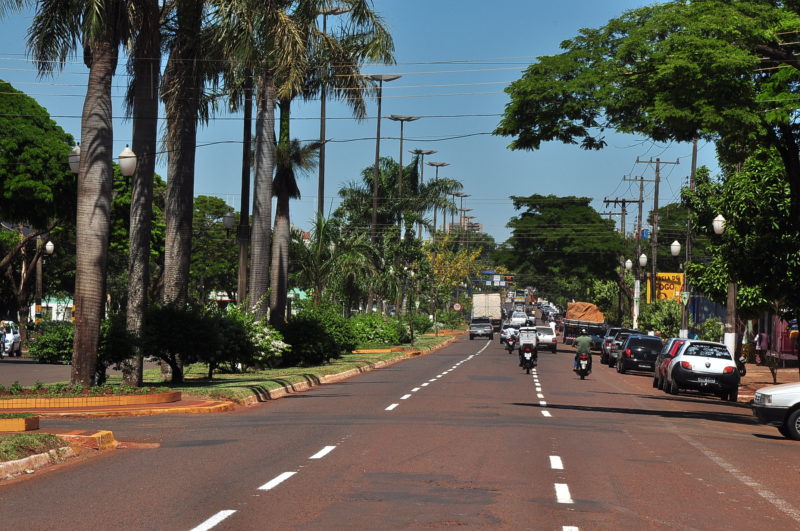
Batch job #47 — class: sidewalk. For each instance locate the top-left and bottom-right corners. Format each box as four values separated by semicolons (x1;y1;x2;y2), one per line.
737;364;800;402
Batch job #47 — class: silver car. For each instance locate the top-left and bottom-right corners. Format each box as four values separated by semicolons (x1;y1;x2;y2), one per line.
535;326;558;353
2;322;21;356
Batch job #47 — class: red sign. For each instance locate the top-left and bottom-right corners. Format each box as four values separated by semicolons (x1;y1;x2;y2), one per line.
453;302;462;312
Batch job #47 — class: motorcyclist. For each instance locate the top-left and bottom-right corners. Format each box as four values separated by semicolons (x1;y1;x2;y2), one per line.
573;328;593;371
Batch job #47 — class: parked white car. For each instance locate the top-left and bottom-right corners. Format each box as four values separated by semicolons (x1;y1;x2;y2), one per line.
1;322;21;356
753;382;800;440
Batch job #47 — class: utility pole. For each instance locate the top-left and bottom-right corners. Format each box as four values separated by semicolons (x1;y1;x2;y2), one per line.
636;157;679;302
604;197;642;324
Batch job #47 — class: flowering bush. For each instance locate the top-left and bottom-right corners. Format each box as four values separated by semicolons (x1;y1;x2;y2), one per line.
350;313;406;345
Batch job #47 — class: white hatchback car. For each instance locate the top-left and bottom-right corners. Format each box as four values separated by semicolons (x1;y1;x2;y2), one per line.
663;340;740;401
753;382;800;440
535;326;558;353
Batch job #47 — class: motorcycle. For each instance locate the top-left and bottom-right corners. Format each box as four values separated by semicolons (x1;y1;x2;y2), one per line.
736;355;747;377
505;336;517;355
575;353;591;380
520;344;537;374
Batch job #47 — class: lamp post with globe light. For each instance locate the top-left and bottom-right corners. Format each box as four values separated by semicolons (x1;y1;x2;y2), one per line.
633;253;647;329
713;214;737;354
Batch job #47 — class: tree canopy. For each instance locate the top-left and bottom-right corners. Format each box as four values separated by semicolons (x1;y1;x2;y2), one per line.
494;0;800;219
498;195;623;303
0;80;75;228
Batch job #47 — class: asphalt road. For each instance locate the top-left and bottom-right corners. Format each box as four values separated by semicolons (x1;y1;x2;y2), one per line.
2;337;799;530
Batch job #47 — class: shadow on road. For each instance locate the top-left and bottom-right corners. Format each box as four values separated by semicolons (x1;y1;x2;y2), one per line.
512;401;759;426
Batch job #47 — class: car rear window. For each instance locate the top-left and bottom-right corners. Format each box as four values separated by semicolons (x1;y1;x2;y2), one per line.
629;338;662;349
683;344;731;359
536;327;552;334
472;318;490;324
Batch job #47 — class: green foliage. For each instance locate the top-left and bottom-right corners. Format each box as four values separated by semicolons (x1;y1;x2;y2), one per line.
208;304;290;372
685;149;797;317
190;196;238;304
0;80;75;227
499;195;623;302
698;317;724;342
27;321;74;364
410;313;433;336
141;304;219;383
350;313;405;345
638;300;682;338
436;309;465;330
278;303;356;367
588;279;619;322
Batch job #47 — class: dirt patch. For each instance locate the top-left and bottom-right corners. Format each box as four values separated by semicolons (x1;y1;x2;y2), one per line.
565;302;605;323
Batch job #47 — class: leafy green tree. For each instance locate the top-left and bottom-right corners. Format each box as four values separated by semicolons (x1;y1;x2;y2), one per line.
189;196;238;304
494;0;800;221
638;299;682;338
684;149;797;317
498;195;623;303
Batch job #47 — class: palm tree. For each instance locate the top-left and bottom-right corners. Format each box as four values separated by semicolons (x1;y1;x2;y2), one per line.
291;215;376;307
266;0;393;323
213;0;306;318
1;1;130;385
269;138;319;326
161;0;219;306
123;0;161;386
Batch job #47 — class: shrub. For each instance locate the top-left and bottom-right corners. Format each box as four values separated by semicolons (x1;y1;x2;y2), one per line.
279;303;355;367
27;321;73;364
637;299;681;338
207;304;290;373
350;313;405;345
410;314;433;336
140;304;219;383
698;317;724;342
436;309;465;330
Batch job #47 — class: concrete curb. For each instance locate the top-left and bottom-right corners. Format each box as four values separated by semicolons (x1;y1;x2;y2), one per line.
0;446;77;480
35;401;236;419
235;333;462;407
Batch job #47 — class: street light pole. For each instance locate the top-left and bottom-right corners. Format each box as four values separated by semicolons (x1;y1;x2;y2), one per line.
388;115;420;235
426;161;449;242
713;214;736;354
317;5;351;218
367;74;401;243
410;149;435;239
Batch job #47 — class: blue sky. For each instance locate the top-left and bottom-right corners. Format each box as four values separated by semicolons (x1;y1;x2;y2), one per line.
0;0;718;243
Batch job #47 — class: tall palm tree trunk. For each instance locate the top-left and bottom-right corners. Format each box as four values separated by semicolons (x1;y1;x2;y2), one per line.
237;72;253;304
248;69;276;318
124;0;161;386
163;1;202;306
269;98;292;327
71;36;118;386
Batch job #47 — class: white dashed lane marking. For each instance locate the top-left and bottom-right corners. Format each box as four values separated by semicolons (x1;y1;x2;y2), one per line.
309;446;336;459
539;401;547;406
189;510;237;531
385;403;399;411
537;393;544;399
400;394;411;400
555;483;574;504
550;456;564;470
541;411;552;417
258;472;297;491
411;387;421;392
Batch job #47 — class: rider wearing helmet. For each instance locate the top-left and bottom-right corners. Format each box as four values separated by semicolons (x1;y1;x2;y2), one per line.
573;328;593;370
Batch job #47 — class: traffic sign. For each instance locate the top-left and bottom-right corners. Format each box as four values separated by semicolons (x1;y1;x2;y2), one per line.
681;292;690;306
453;302;462;312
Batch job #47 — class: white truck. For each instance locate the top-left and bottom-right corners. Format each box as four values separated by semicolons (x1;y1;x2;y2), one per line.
472;293;503;331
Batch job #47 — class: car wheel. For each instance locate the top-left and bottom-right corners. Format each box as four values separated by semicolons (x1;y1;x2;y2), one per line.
552;346;557;354
469;335;474;340
608;358;615;368
489;334;494;340
668;377;679;395
783;409;800;441
617;360;626;374
600;353;607;364
652;375;659;388
778;424;791;438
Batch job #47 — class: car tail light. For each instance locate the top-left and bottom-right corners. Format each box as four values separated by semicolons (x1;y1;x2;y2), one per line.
723;366;735;374
552;338;557;343
580;354;588;360
624;348;632;358
680;361;692;370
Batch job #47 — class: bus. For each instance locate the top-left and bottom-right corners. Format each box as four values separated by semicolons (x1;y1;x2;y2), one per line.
513;289;526;303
